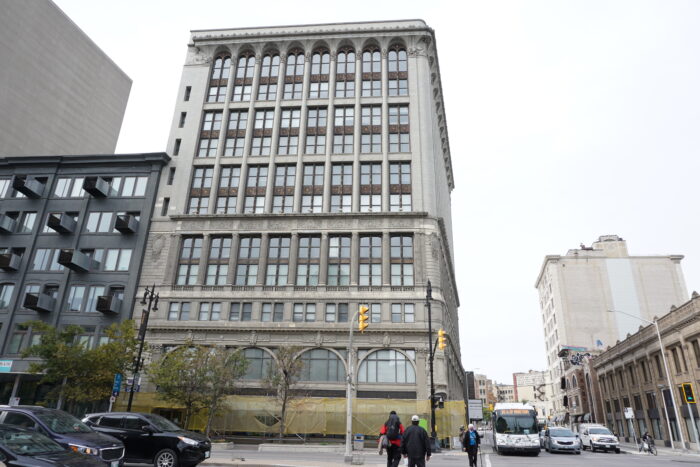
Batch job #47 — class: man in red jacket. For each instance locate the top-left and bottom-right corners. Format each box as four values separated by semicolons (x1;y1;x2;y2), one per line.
380;411;405;467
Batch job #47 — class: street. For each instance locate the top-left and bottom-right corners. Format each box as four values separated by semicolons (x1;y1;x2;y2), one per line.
203;438;700;467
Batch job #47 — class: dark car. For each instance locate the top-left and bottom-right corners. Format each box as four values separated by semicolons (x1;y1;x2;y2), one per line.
82;412;211;467
0;424;105;467
0;406;124;466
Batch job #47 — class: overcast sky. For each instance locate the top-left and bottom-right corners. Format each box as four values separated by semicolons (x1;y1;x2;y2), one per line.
54;0;700;384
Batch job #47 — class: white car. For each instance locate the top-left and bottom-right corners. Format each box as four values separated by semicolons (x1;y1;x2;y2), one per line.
579;425;620;453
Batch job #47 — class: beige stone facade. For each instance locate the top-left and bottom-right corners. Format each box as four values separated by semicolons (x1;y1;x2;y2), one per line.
131;20;464;437
592;293;700;448
535;235;688;420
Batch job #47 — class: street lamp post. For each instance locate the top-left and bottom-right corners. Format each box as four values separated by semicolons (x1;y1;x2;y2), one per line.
426;280;438;451
126;285;158;412
608;309;686;450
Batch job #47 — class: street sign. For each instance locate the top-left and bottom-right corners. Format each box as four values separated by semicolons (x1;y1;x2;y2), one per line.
624;407;634;419
109;396;116;403
0;360;12;373
112;373;122;395
468;399;484;420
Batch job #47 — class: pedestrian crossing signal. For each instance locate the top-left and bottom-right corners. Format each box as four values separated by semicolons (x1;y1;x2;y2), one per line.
358;305;369;332
438;329;446;350
683;383;696;404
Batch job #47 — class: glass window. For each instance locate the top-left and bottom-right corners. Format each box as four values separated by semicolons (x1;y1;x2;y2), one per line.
177;237;202;285
216;166;241;214
206;237;231;285
272;165;296;213
388;46;408;96
389;105;410;152
224;111;248;157
243;166;267;213
104;249;131;271
0;283;15;308
358;350;415;383
361;47;382;97
333;107;354;154
242;348;273;380
85;286;104;312
296;236;321;286
305;107;327;154
208;54;230;103
361;106;382;154
360;163;382;212
235;237;261;286
300;349;344;382
389;162;412;212
232;54;255;102
266;236;290;286
390;235;414;286
335;49;356;98
283;50;305;99
258;53;280;101
66;286;86;311
18;212;37;233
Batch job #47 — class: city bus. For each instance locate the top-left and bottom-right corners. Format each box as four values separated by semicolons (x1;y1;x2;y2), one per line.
492;403;540;455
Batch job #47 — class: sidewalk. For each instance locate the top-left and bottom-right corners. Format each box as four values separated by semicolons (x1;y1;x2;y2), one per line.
619;440;700;457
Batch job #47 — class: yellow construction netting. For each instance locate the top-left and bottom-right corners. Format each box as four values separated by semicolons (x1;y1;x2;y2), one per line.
116;393;467;440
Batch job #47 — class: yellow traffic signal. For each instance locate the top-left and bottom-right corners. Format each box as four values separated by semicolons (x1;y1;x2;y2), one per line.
683;383;696;404
358;305;369;332
438;329;446;350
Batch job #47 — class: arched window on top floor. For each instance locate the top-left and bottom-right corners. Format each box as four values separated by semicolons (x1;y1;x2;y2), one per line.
309;50;330;99
361;46;381;97
258;53;280;101
299;348;345;382
232;53;255;102
335;48;355;98
208;54;231;103
388;45;408;96
284;49;305;100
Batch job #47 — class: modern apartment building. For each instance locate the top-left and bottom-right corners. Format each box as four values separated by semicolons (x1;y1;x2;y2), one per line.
0;1;131;156
0;153;168;404
535;235;688;420
134;20;464;436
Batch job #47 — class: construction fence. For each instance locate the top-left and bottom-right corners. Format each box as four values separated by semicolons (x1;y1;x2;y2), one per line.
117;393;467;440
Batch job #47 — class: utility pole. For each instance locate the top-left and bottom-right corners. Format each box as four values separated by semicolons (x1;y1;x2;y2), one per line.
127;285;158;412
345;305;368;463
426;280;438;451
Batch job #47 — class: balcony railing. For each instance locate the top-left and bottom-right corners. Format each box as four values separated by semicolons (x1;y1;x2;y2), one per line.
12;176;44;198
23;293;56;313
82;176;110;198
0;215;17;234
96;295;122;314
47;213;76;234
0;253;21;271
114;214;139;234
58;249;97;273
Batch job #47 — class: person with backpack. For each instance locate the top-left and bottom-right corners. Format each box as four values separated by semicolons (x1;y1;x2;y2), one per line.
401;415;431;467
379;410;405;467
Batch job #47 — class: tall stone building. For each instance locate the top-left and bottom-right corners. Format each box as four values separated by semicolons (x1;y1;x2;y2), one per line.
134;20;464;436
535;235;688;421
0;1;131;156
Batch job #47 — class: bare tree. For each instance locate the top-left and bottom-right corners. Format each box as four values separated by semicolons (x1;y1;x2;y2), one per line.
264;346;304;438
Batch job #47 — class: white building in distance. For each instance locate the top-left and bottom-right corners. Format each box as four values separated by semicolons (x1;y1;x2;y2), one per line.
535;235;688;419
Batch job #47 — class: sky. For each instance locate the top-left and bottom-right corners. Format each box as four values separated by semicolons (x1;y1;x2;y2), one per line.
54;0;700;384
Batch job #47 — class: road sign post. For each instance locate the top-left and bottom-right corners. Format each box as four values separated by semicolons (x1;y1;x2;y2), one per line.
109;373;122;412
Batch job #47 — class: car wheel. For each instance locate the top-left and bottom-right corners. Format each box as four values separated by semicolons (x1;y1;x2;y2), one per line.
154;449;179;467
590;442;595;452
576;450;581;455
615;448;620;454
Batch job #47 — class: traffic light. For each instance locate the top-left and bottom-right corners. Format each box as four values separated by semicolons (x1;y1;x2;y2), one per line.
438;329;446;350
683;383;696;404
358;305;369;332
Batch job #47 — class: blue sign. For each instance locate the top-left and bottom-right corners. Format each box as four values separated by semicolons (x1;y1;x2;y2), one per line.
0;360;12;373
112;373;122;394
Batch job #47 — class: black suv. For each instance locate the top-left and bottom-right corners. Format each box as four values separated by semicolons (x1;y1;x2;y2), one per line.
0;406;124;466
82;412;211;467
0;424;105;467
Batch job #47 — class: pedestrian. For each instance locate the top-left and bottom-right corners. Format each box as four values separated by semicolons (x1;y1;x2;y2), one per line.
464;423;480;467
458;425;466;452
380;410;405;467
401;415;431;467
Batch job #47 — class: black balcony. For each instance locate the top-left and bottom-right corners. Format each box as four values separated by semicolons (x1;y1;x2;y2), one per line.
12;176;44;198
83;176;110;198
0;253;21;271
0;215;17;234
58;249;97;273
47;213;76;234
114;214;139;234
96;295;122;314
23;293;56;313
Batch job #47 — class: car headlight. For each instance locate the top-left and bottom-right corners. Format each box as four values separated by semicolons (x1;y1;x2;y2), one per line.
69;444;99;456
178;436;199;446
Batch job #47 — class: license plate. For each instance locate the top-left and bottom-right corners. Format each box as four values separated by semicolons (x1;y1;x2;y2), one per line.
111;461;119;467
605;444;611;448
205;451;210;458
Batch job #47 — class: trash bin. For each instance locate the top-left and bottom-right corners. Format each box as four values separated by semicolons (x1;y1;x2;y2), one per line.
353;433;364;451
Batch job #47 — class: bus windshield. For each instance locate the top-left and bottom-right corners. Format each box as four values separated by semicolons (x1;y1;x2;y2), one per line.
495;415;538;435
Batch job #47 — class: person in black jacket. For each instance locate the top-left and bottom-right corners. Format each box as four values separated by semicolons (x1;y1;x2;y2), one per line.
401;415;431;467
